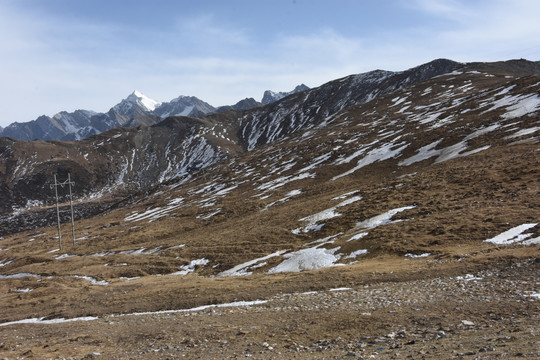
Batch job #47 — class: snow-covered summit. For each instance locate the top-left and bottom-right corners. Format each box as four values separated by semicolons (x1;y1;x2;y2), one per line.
124;90;161;112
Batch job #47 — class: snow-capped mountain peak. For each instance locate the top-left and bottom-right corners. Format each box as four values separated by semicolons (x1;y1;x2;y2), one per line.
126;90;161;111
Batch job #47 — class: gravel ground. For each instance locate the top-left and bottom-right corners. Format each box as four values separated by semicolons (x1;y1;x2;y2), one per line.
1;259;538;359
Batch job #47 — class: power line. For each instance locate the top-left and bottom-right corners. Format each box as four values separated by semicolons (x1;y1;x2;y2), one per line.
50;173;76;250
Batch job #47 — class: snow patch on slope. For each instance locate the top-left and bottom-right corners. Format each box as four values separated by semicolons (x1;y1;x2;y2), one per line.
293;195;363;234
356;206;416;229
484;223;537;245
267;247;342;274
217;250;289;277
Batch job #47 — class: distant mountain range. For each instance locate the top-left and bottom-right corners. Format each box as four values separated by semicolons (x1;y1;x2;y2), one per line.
0;85;310;142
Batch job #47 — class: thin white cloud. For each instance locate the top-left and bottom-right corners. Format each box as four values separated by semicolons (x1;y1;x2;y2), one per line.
411;0;472;20
408;0;540;59
0;1;539;127
172;14;251;48
274;28;362;67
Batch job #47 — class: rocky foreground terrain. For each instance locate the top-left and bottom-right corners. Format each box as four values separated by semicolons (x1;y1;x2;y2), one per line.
0;255;538;359
0;59;539;358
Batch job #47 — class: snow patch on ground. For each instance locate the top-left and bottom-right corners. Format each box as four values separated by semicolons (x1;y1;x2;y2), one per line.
505;126;540;139
267;247;341;274
347;232;369;242
522;237;540;245
434;141;470;163
119;247;163;255
391;96;407;106
419;111;444;124
217;250;289;277
484;223;537;245
261;189;303;211
171;258;209;275
501;94;540;119
332;142;408;180
399;140;442;166
405;253;431;258
293;195;362;233
197;209;222;219
0;300;269;327
12;288;32;293
296;153;332;173
344;249;368;259
0;316;98;328
124;197;184;223
115;300;269;318
71;275;109;286
356;206;415;229
481;93;540;120
0;259;14;267
0;273;42;279
54;254;76;260
332;191;360;201
464;124;501;141
398;134;494;165
256;172;314;194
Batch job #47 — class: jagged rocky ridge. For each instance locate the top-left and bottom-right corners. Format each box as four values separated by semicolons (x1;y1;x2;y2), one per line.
261;84;310;104
0;58;539;234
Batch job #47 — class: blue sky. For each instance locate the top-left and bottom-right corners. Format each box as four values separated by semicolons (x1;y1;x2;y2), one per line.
1;0;539;127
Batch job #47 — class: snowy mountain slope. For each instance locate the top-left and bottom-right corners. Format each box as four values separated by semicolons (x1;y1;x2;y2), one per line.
0;114;243;217
0;59;538;287
152;95;216;119
0;59;538;230
0;110;96;141
113;90;161;114
93;64;537;276
0;60;452;213
238;59;464;150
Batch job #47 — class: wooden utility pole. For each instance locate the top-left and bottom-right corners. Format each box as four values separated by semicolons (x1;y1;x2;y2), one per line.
51;173;76;250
